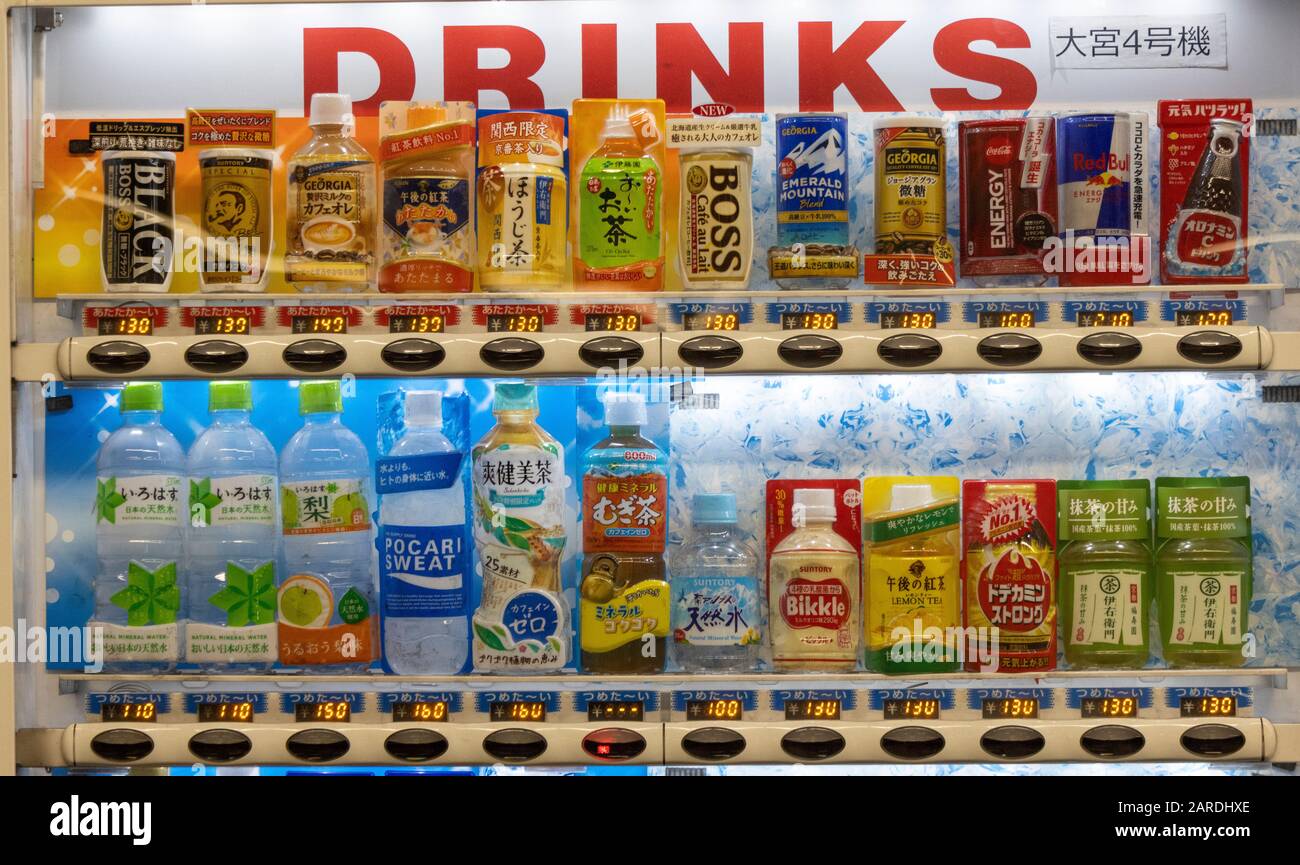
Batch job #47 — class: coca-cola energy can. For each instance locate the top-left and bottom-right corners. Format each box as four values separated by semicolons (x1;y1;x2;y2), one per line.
1159;99;1251;284
958;118;1057;281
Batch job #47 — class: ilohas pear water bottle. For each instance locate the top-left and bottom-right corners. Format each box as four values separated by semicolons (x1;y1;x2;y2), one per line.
92;382;185;673
278;380;378;673
378;390;470;674
185;381;279;672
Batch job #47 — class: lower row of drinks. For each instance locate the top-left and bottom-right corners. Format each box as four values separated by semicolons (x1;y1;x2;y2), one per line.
89;379;1253;676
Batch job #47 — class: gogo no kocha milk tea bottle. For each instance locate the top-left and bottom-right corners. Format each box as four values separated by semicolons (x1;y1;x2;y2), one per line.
579;392;670;674
471;383;570;672
1155;477;1252;668
286;93;376;293
1057;480;1153;669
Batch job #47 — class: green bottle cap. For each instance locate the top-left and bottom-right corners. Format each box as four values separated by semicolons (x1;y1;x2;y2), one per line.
119;382;163;413
299;380;342;415
209;380;252;412
493;382;537;412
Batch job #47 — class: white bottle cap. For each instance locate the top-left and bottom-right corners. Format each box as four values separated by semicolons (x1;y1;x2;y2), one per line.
604;391;647;427
602;116;636;139
890;483;935;513
405;390;443;427
310;93;352;127
794;488;836;523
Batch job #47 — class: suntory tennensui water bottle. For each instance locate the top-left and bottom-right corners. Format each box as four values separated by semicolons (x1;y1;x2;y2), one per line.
92;382;185;673
278;380;378;672
185;381;279;672
378;390;470;674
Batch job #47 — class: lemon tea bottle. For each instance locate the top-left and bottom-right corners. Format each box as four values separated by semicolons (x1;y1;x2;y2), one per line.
1058;480;1152;669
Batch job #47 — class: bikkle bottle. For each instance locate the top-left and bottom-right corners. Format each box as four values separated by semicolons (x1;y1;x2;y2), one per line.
278;381;378;672
579;392;670;674
185;381;279;672
92;383;185;673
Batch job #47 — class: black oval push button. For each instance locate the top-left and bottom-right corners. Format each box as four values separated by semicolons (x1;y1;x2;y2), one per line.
1177;331;1243;364
283;339;346;373
579;336;644;368
780;727;845;761
480;337;544;371
980;726;1045;760
977;333;1042;367
286;729;350;763
878;334;943;368
381;338;445;372
1078;332;1142;366
90;728;154;762
87;341;150;374
384;729;449;762
681;727;746;761
1180;724;1247;758
185;340;248;374
188;729;253;763
1080;725;1145;759
881;726;945;760
483;729;547;763
678;335;743;369
581;728;647;761
778;334;842;369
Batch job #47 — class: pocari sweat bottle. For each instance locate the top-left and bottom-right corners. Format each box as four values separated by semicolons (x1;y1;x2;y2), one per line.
185;381;279;672
379;390;470;674
92;382;185;673
279;380;377;673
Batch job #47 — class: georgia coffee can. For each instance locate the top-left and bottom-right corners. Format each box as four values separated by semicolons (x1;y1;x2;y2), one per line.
101;150;176;293
1057;113;1131;240
958;118;1057;278
873;116;946;255
775;112;850;249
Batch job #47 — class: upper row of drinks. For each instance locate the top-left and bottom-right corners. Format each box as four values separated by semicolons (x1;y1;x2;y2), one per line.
90;378;1252;677
98;95;1250;294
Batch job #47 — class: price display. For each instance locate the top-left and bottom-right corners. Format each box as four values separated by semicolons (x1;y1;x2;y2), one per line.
195;313;252;336
291;313;348;334
683;312;740;331
294;701;351;722
1175;309;1233;326
879;311;937;330
487;313;544;333
98;315;154;336
586;701;645;723
584;312;642;332
1080;697;1138;719
783;700;841;721
1076;310;1135;328
780;311;838;330
388;313;446;334
489;701;546;722
883;698;940;720
685;699;743;721
981;697;1039;719
101;702;158;722
1179;696;1237;718
392;701;450;722
978;310;1036;329
198;702;255;723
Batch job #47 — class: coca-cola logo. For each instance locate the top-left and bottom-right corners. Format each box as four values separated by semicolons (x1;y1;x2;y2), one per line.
1176;212;1240;269
692;102;735;118
780;577;850;631
985;136;1015;167
976;548;1052;633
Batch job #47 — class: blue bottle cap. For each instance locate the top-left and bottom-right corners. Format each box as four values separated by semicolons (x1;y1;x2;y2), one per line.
693;493;737;524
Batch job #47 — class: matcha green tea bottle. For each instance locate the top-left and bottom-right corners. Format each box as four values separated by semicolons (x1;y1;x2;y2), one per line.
1057;480;1152;669
1155;477;1252;668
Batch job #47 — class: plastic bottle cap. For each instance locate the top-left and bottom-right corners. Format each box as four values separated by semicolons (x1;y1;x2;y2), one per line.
604;391;647;427
793;487;837;523
693;493;737;524
493;382;538;412
405;390;443;426
208;380;252;413
890;483;935;513
309;93;352;127
601;116;636;139
120;382;163;413
299;380;342;415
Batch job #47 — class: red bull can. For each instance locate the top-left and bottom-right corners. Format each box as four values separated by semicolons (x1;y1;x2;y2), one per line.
1057;113;1131;239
